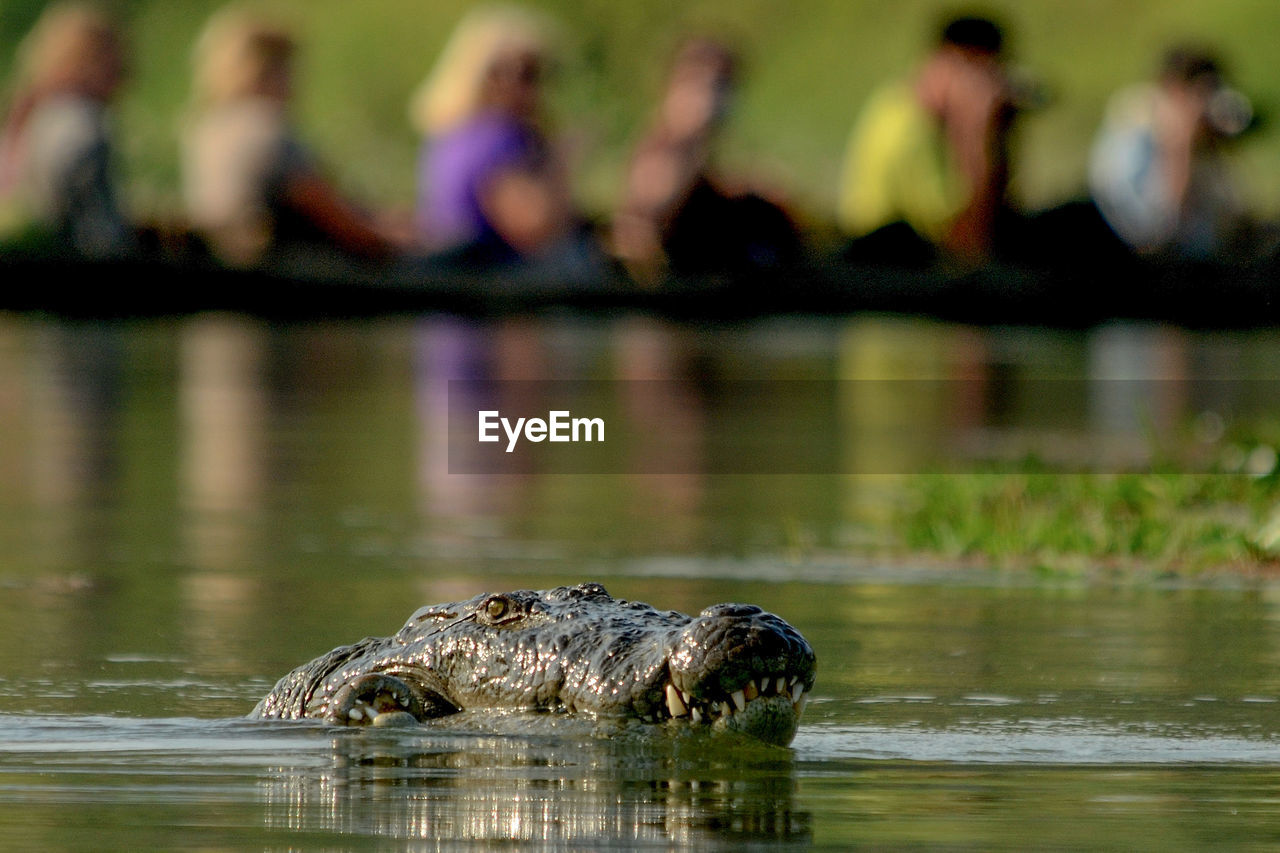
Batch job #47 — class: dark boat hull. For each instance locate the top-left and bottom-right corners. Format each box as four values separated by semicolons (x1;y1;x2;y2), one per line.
3;252;1276;329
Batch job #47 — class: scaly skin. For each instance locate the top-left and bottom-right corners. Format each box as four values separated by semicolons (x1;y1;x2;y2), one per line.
250;582;816;746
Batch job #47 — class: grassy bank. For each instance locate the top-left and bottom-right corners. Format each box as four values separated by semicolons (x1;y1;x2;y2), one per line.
866;416;1280;578
4;0;1280;228
882;469;1280;579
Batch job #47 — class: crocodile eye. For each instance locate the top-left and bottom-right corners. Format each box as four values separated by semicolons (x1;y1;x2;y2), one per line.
484;596;510;621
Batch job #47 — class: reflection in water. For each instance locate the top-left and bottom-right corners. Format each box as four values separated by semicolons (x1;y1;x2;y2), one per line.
1087;323;1190;438
613;317;708;548
259;723;810;849
414;315;557;528
4;313;1280;574
4;311;1278;579
0;318;26;511
4;573;1280;848
7;314;1280;848
837;316;991;474
415;314;490;523
21;322;123;568
179;313;268;569
836;318;990;534
176;315;272;671
2;706;1278;850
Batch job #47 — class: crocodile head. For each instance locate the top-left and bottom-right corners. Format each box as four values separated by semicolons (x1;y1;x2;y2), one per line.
250;582;816;746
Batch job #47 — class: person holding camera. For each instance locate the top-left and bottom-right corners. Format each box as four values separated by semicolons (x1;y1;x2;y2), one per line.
1089;46;1254;261
837;15;1025;265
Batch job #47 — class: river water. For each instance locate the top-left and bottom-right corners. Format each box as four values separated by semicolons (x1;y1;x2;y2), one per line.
1;312;1279;850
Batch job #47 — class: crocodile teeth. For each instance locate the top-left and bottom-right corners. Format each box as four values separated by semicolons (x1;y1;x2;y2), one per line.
666;683;689;717
348;707;365;721
662;673;811;726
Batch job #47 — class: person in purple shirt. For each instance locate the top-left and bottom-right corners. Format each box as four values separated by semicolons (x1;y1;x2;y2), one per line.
409;6;577;267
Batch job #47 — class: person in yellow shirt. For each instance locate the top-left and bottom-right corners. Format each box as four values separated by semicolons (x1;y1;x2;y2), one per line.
838;16;1018;265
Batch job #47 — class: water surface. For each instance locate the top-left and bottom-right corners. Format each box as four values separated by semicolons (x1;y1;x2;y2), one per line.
1;312;1279;849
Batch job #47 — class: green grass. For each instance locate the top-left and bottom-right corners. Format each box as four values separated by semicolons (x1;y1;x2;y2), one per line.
5;0;1280;226
872;416;1280;577
885;469;1273;577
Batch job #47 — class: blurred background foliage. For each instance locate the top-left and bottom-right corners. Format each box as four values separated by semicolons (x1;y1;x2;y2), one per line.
3;0;1280;235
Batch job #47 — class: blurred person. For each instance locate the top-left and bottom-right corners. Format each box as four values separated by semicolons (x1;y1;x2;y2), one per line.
408;5;596;274
1089;46;1253;261
0;2;135;258
611;36;801;281
837;14;1024;265
182;6;402;271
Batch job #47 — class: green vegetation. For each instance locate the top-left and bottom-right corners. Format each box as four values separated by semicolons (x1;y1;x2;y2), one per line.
4;0;1280;228
877;425;1280;578
885;470;1272;578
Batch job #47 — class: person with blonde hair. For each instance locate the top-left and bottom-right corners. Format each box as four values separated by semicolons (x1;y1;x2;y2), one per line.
410;5;585;269
0;2;135;257
182;5;401;270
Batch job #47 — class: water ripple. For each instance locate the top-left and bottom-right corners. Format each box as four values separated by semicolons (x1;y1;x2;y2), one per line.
794;719;1280;766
